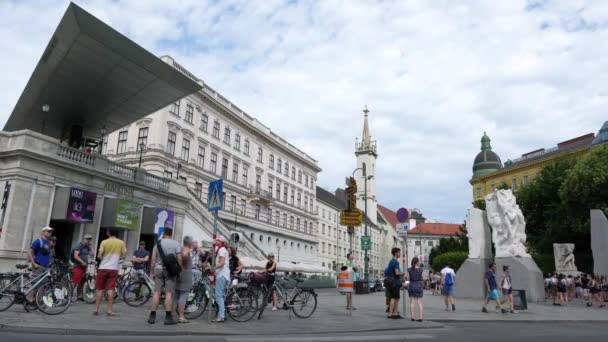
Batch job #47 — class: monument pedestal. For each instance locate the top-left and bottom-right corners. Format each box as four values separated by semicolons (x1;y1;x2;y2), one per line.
495;257;544;303
455;258;492;299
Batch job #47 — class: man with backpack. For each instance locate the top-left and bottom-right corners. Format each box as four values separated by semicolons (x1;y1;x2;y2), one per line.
71;234;93;302
385;247;403;319
441;264;456;311
148;227;182;325
27;226;54;276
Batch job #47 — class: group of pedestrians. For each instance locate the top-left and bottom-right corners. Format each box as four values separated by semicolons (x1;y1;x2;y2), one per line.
545;272;607;308
383;248;426;321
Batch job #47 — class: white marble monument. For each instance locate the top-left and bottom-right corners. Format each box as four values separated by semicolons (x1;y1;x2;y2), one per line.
485;189;530;258
467;207;492;259
485;189;543;302
553;243;577;273
455;207;494;299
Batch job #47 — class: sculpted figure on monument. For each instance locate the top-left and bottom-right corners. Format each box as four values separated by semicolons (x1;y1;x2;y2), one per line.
485;189;530;258
554;243;576;272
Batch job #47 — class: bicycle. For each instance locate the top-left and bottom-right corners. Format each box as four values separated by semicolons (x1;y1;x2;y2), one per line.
122;269;155;307
257;277;317;320
81;261;98;304
0;262;72;315
184;273;258;322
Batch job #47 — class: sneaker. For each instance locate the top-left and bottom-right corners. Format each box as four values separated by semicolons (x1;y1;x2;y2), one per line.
147;312;156;324
510;310;517;314
482;307;488;313
501;309;508;314
452;304;456;311
164;314;177;325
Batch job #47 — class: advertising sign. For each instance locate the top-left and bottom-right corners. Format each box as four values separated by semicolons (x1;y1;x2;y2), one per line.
154;207;175;237
66;188;97;223
115;199;141;230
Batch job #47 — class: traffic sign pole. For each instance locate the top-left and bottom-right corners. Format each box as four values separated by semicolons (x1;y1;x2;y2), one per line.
207;179;224;322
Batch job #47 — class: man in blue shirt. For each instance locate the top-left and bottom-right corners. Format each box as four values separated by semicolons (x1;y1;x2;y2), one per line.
386;247;403;319
27;226;53;276
482;262;507;313
133;241;150;275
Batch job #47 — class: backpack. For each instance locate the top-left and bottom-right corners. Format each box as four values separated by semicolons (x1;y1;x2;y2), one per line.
383;264;396;288
445;272;454;286
157;240;181;277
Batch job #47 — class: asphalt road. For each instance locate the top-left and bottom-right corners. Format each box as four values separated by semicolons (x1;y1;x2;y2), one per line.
1;322;608;342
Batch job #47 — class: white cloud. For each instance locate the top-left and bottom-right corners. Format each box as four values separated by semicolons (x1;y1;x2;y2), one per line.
1;0;607;222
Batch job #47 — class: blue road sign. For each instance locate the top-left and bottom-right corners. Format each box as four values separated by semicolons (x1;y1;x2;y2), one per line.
396;207;410;223
208;179;223;212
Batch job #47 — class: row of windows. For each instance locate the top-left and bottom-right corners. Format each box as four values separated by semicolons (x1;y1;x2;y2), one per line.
475;173;537;198
250;233;315;253
170;100;315;189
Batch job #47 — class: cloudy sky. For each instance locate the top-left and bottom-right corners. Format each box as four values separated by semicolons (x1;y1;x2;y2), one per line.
1;0;607;223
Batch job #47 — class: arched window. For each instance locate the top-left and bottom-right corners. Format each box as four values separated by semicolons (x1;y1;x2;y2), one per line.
259;235;263;242
283;240;287;246
267;236;271;243
276;238;279;245
250;233;254;240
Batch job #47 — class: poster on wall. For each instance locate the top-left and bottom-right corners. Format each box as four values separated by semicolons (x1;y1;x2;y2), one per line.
66;188;97;223
154;208;175;237
115;199;141;230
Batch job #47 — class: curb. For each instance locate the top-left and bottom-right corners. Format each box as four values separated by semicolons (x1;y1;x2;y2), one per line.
0;323;445;336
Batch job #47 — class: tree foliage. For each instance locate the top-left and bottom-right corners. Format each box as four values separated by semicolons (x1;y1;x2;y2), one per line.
517;145;608;255
431;251;468;271
428;223;468;269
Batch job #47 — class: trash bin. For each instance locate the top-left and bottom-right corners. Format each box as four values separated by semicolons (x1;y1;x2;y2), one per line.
354;280;369;294
512;289;527;310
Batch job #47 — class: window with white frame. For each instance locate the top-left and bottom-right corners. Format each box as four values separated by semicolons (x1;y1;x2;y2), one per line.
210;152;217;173
276;181;281;199
234;133;240;150
298;170;302;183
212;120;220;139
166;131;176;155
221;158;229;178
224;127;231;145
277;159;282;173
117;130;128;153
232;163;239;182
244;139;250;154
269;154;274;169
197;145;205;168
257;147;263;163
201;113;208;132
242;167;248;185
169;100;180;116
291;166;296;180
194;182;202;198
185;104;193;123
181;139;190;161
137;128;148;149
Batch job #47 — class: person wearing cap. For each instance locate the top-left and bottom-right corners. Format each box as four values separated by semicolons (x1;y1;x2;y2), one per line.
133;241;150;276
71;234;93;301
212;235;230;322
27;226;54;276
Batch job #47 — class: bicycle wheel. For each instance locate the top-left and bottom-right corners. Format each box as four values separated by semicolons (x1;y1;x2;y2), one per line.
257;287;271;319
123;280;152;307
291;289;317;319
83;277;96;304
227;288;258;322
184;288;209;320
35;281;72;315
0;276;17;312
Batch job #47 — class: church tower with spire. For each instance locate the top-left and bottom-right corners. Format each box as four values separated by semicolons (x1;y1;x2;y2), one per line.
355;106;378;225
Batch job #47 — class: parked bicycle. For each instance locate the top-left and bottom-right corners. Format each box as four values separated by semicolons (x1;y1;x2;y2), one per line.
0;262;72;315
122;270;155;307
257;277;317;320
184;273;258;322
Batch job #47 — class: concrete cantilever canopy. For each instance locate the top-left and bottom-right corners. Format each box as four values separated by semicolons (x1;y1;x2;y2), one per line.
3;2;202;140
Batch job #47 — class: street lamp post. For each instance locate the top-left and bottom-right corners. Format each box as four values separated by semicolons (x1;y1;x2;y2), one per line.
277;246;281;263
352;166;373;281
176;163;182;180
138;143;146;168
99;126;107;154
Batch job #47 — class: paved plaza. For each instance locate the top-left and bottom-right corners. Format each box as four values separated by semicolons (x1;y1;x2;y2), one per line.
0;289;606;336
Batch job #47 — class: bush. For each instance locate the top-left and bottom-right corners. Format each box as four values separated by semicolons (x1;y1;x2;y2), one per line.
431;251;468;271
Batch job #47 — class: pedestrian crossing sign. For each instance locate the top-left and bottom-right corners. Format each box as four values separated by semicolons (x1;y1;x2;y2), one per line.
208;179;223;212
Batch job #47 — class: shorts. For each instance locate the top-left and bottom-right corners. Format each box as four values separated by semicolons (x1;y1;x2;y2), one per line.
443;285;454;297
154;268;177;294
95;269;118;291
174;289;189;305
388;285;401;299
385;287;390;305
502;288;512;296
488;289;500;300
72;266;86;286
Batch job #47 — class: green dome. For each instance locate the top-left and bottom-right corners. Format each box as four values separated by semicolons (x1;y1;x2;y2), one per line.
473;132;502;178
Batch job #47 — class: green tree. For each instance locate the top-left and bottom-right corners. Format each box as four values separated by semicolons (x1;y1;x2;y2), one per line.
428;223;468;269
517;158;577;253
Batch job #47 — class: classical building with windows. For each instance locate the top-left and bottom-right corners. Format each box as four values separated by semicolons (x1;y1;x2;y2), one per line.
470;121;608;203
0;4;267;272
105;56;322;265
406;223;461;268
